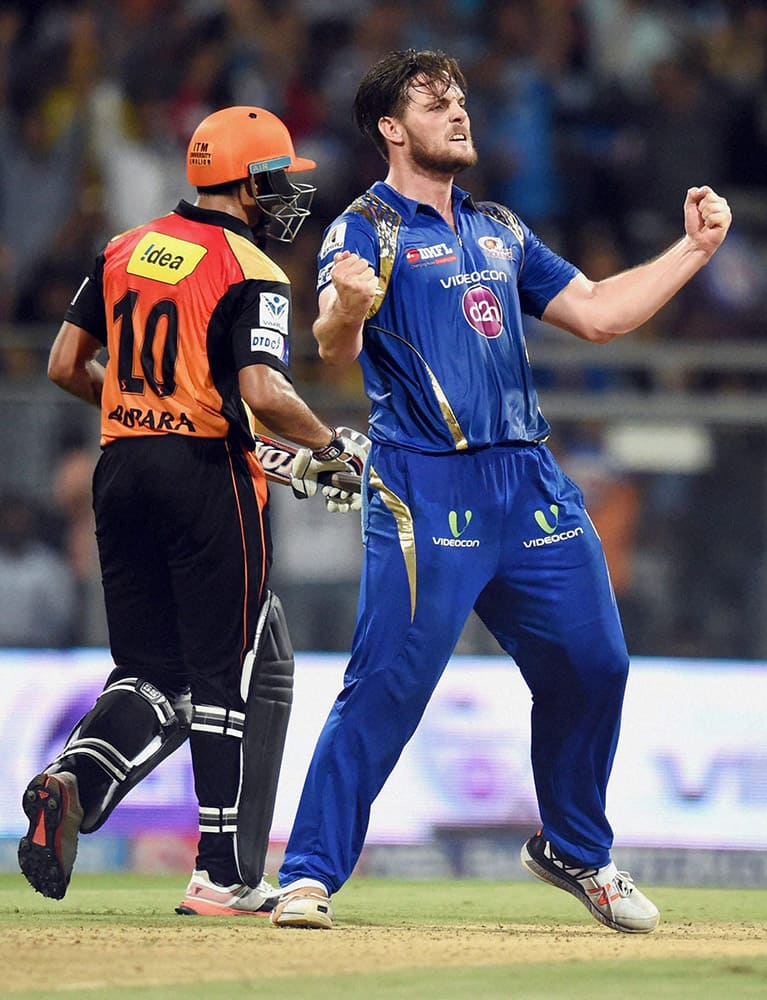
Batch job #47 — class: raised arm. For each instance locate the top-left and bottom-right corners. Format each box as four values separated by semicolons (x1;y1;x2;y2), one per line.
542;186;732;343
313;250;377;367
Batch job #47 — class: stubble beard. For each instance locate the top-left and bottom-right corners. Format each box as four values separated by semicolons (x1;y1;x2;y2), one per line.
408;134;478;177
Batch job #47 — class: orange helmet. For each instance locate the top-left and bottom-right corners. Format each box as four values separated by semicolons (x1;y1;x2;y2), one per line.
186;106;315;187
187;106;317;242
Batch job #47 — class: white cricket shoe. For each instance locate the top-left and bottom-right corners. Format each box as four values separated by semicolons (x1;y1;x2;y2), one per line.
176;869;280;916
270;880;334;929
521;830;660;933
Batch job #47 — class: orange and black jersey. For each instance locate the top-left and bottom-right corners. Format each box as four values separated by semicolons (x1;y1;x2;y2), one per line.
65;200;294;448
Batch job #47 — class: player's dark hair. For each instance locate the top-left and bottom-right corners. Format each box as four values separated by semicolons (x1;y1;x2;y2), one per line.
353;49;467;161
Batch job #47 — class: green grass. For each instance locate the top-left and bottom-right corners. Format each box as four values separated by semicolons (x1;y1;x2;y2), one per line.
3;873;766;926
1;874;766;999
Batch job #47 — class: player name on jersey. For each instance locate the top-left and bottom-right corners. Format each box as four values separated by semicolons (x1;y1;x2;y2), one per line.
107;404;197;433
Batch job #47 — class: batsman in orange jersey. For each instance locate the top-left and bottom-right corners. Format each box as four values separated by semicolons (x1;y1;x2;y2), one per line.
17;106;367;916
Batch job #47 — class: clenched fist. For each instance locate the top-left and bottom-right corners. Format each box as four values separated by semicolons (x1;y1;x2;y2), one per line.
684;186;731;257
330;251;378;320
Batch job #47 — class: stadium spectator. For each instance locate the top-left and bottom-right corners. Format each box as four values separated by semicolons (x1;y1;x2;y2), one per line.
628;48;732;251
0;19;91;323
0;491;77;648
0;0;766;660
50;424;108;647
475;1;568;233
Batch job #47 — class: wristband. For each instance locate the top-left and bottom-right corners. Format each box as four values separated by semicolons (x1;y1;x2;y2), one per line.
312;430;345;461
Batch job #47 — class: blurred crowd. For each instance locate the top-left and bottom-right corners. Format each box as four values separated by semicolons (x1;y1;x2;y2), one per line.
1;0;767;654
0;0;765;355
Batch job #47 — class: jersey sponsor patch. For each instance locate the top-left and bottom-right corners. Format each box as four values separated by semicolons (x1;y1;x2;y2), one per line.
440;269;509;288
462;285;504;338
250;328;288;362
126;232;207;285
320;221;347;257
259;292;289;334
405;242;456;266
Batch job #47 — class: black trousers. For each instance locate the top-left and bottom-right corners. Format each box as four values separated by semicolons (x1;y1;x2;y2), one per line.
93;434;272;881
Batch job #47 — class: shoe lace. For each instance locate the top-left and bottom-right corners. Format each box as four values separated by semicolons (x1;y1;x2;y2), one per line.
256;877;279;896
612;872;636;897
543;838;638;896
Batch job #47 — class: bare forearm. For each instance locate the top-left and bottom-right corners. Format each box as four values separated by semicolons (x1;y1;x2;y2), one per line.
48;322;105;406
545;185;732;342
253;394;333;450
49;358;104;407
579;236;711;340
313;299;364;367
239;366;333;451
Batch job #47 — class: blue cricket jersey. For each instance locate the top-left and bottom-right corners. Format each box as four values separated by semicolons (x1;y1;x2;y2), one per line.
281;183;628;892
317;181;579;453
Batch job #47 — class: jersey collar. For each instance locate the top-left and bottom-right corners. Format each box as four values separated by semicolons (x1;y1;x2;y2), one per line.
371;181;475;223
174;199;258;243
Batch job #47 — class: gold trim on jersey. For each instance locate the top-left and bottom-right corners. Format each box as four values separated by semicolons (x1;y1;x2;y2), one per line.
347;191;400;319
422;357;467;450
369;327;468;451
369;465;417;622
476;202;525;253
224;230;290;282
127;232;207;285
348;193;467;449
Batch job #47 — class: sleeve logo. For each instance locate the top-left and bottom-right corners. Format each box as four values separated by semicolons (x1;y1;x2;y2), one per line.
259;292;289;334
317;260;335;289
250;329;288;363
320;221;347;257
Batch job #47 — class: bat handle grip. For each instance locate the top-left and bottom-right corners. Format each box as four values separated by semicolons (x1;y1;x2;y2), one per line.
327;471;362;493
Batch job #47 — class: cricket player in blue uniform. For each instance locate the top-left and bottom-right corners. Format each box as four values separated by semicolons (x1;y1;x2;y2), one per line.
275;49;732;932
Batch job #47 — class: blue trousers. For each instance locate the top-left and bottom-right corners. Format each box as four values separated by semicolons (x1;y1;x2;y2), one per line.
280;443;629;891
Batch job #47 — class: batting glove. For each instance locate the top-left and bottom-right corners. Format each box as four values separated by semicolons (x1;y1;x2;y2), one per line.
322;484;362;513
291;426;369;504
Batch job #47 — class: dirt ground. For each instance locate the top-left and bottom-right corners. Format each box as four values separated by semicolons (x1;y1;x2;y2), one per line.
4;920;766;993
